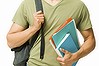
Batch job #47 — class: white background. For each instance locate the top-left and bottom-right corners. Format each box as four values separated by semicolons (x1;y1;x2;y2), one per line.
0;0;99;66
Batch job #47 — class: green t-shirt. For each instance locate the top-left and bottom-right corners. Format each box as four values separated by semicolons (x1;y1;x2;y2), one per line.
12;0;92;66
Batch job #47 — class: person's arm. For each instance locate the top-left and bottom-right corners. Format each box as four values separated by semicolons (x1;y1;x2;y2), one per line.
6;11;44;48
57;28;96;66
6;23;37;48
75;28;96;58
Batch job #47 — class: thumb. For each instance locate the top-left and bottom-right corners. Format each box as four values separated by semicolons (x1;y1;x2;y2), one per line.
60;48;72;60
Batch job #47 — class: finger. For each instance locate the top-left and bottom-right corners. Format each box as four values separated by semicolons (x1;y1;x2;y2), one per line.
33;11;43;17
60;48;72;60
57;56;64;62
33;14;44;19
59;62;65;65
64;52;72;60
36;17;44;23
36;16;44;19
35;14;44;21
33;15;44;21
36;14;44;17
37;10;43;14
60;48;69;54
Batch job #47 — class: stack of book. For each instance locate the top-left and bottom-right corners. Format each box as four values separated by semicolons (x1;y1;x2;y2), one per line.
49;18;80;66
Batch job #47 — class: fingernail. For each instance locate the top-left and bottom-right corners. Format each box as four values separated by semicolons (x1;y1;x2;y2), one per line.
39;10;42;12
60;48;62;51
60;48;64;51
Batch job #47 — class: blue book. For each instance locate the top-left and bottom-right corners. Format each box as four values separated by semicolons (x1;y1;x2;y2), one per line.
57;33;78;56
50;19;80;66
52;19;80;50
56;33;78;66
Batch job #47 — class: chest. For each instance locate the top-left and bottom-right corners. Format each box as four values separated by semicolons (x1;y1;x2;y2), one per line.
26;0;81;29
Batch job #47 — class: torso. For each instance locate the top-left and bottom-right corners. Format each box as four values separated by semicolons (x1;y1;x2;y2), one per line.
24;0;89;66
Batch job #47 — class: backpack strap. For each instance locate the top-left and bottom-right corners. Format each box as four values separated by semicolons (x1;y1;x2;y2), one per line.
35;0;45;59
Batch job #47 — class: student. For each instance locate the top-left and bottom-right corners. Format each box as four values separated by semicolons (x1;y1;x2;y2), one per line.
6;0;96;66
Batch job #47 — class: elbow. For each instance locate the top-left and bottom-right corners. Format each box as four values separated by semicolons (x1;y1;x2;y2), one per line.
92;37;96;51
7;41;14;49
6;34;15;49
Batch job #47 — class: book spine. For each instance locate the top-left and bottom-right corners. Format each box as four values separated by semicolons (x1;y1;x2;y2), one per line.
49;40;62;57
55;49;62;57
49;40;56;49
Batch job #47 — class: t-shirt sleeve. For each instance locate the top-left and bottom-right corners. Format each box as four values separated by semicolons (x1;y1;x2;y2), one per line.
78;2;92;31
12;1;28;28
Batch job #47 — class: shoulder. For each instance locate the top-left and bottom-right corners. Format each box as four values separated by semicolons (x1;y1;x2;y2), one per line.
63;0;86;9
70;0;88;12
23;0;35;5
22;0;35;9
72;0;86;8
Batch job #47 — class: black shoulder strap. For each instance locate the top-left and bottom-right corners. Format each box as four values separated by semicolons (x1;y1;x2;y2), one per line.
35;0;45;60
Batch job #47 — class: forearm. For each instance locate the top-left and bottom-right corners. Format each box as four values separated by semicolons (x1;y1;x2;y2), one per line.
7;26;38;48
75;35;96;61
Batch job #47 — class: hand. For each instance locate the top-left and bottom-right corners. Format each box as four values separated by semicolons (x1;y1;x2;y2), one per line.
57;48;78;66
33;10;44;30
